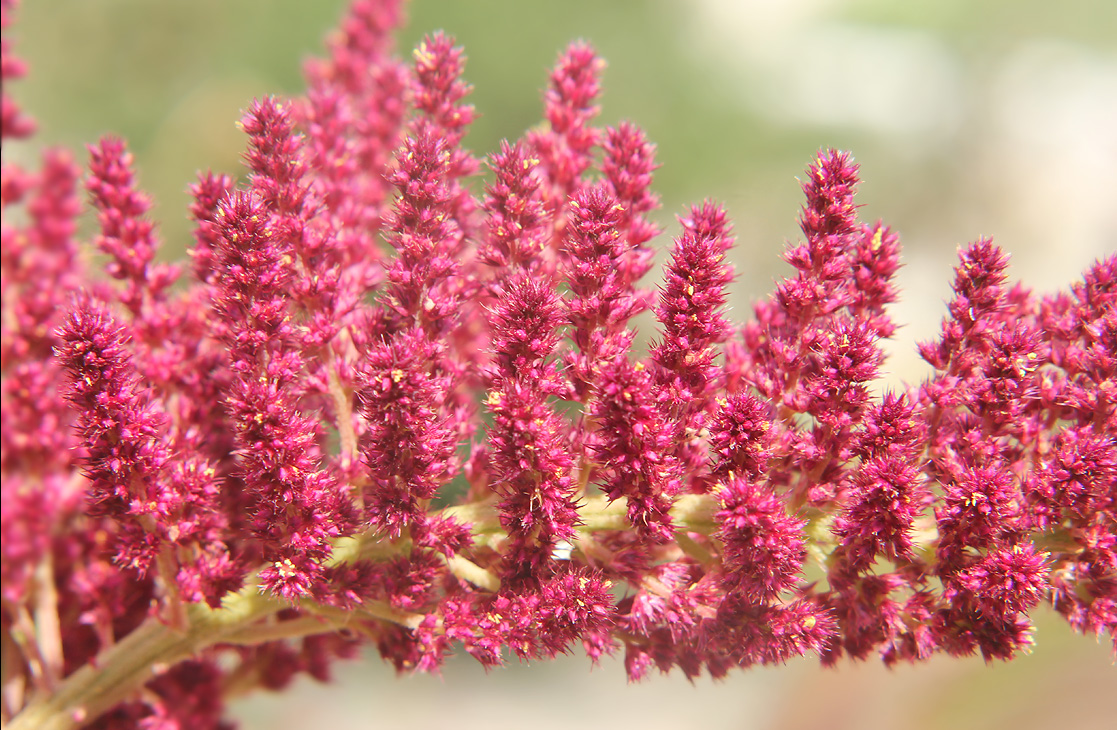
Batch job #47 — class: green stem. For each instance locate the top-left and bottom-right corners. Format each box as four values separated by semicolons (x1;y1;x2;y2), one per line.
8;587;279;730
9;492;722;730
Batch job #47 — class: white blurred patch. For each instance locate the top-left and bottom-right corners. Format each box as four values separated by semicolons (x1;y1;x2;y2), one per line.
983;40;1117;290
551;539;574;561
754;25;963;140
686;0;964;143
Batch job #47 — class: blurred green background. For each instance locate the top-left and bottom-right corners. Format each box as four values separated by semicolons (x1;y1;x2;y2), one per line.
5;0;1114;728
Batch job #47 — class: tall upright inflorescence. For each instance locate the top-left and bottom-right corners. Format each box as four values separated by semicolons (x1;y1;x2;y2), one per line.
2;2;1115;728
529;41;603;209
480;139;549;269
484;276;579;584
652;201;736;490
602;120;662;294
211;188;354;600
1031;255;1117;641
357;32;478;547
915;240;1115;660
301;0;409;270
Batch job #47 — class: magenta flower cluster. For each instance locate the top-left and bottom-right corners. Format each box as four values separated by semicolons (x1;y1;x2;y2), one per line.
3;1;1115;728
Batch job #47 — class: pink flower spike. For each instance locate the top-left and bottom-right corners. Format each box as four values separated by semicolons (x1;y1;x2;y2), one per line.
87;137;179;314
528;41;604;201
6;3;1117;717
481;140;548;268
653;200;735;409
1;0;35;140
56;298;168;528
799;148;860;243
591;353;679;542
603;121;662;264
956;543;1050;620
715;477;806;601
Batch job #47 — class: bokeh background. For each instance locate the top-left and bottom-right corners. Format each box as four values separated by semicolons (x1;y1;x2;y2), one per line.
6;0;1114;728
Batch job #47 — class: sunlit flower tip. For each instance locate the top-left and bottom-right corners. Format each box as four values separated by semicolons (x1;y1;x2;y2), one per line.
525;41;604;195
86;137;166;298
603;121;658;210
603;121;661;251
187;171;235;283
239;97;313;218
919;237;1016;365
799;148;860;241
546;41;604;134
489;275;563;374
952;238;1011;303
412;32;475;141
481;140;547;266
654;200;735;376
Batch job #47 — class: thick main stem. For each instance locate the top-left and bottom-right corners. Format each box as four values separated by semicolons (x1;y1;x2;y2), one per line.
7;587;280;730
9;493;720;730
